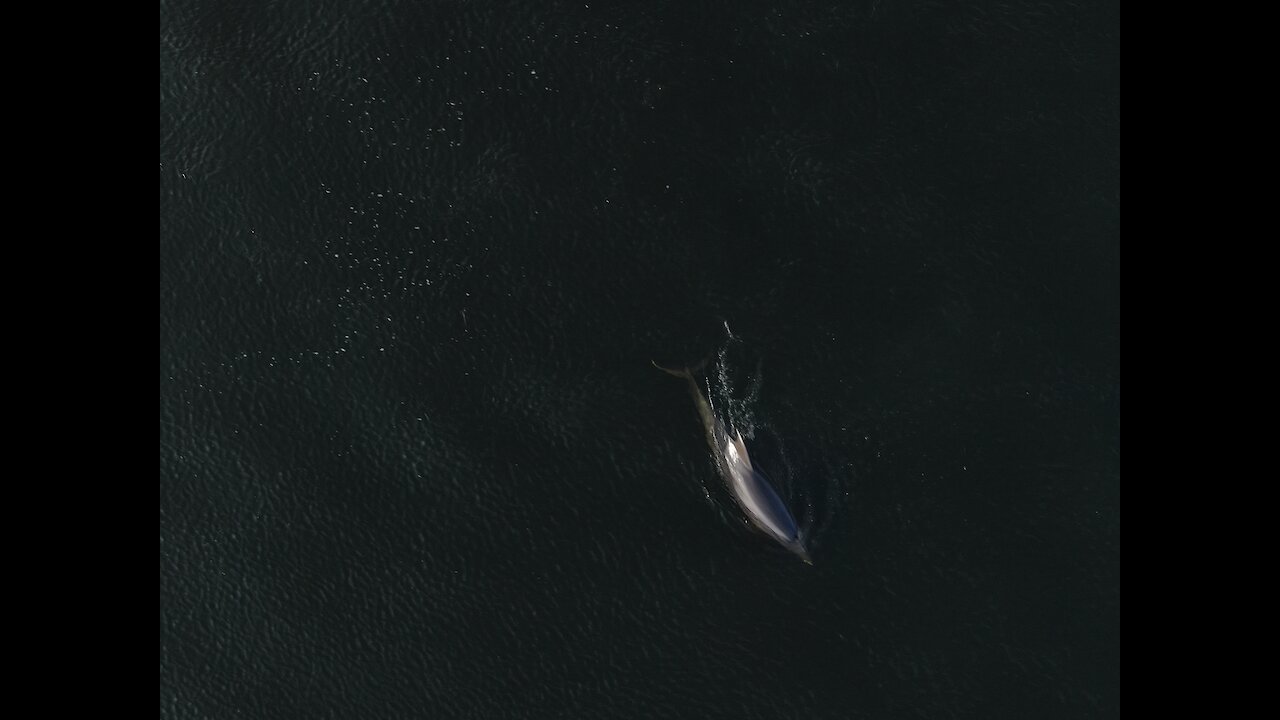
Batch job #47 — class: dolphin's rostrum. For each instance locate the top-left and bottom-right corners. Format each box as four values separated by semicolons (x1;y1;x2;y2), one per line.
654;360;812;564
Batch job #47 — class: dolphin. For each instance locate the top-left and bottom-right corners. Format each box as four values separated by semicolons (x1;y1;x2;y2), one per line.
654;360;812;564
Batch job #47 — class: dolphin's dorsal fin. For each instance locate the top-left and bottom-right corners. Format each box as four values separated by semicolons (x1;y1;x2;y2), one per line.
732;431;753;470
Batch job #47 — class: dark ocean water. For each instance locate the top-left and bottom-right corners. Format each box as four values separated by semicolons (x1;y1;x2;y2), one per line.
160;1;1119;718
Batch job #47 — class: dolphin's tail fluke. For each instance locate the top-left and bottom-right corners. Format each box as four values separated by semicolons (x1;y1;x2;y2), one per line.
651;360;693;379
652;350;715;380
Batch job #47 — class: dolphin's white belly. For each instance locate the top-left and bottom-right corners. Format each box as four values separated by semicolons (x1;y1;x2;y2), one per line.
720;429;799;544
